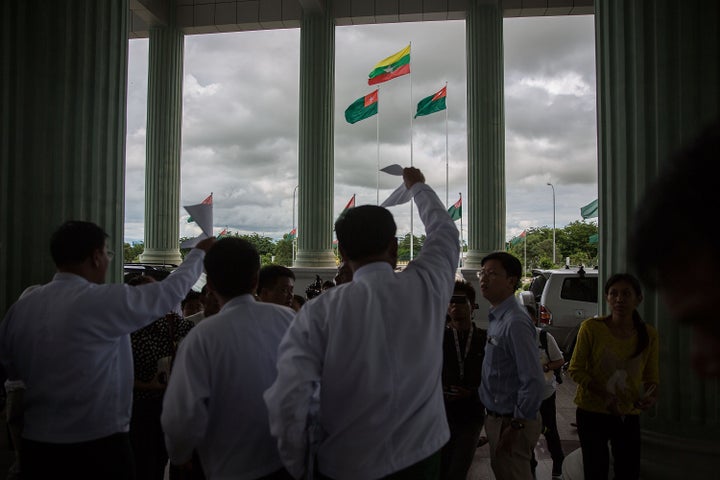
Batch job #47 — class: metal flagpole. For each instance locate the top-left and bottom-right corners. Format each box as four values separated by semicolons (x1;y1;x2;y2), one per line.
445;81;449;207
376;86;380;205
409;41;414;261
523;231;527;278
459;192;463;267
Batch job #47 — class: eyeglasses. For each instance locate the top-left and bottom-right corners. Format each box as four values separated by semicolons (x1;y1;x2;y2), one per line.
107;250;115;261
478;269;504;279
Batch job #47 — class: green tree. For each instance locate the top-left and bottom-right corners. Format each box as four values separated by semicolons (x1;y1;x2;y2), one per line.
557;221;598;267
123;242;144;263
397;234;425;262
239;233;275;258
507;222;598;272
274;235;294;266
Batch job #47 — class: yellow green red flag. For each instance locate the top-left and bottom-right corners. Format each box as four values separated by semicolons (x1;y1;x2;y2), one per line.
368;45;411;85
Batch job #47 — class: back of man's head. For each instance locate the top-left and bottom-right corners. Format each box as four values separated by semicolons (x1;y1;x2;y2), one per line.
204;237;260;299
257;265;295;295
335;205;396;261
50;221;108;267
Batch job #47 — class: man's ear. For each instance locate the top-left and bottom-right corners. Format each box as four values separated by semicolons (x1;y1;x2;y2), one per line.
338;244;348;263
91;248;104;268
388;238;398;258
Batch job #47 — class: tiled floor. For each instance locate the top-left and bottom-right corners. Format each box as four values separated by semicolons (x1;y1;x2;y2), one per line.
468;372;580;480
1;375;582;480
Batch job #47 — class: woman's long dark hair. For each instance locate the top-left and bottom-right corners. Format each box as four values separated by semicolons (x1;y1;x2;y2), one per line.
605;273;649;358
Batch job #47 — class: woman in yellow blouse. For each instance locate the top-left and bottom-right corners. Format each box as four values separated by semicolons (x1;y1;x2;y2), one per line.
568;273;659;480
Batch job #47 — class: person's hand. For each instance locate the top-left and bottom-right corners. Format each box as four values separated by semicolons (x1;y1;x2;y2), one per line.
634;383;658;410
195;236;216;252
403;167;425;190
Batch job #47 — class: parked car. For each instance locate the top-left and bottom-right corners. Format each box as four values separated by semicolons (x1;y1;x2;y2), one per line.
520;266;599;360
123;263;177;283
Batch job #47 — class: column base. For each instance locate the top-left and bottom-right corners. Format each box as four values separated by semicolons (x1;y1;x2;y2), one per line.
138;248;183;266
291;267;339;298
294;249;337;268
463;249;491;269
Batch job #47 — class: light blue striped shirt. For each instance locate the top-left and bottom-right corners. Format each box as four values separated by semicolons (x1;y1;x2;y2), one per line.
479;295;545;420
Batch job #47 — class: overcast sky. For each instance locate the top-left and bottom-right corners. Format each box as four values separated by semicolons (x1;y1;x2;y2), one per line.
124;14;598;244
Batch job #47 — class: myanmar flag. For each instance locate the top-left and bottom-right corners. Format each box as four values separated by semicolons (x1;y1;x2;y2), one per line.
345;90;378;124
447;197;461;221
415;86;447;118
368;45;411;85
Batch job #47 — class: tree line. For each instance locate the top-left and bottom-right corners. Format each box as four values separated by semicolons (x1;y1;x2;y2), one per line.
123;221;597;271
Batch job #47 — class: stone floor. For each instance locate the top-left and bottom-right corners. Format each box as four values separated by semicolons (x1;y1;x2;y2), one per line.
0;375;582;480
468;371;581;480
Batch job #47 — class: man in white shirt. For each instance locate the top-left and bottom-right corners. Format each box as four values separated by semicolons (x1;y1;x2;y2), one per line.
264;167;459;480
0;220;212;480
162;237;295;480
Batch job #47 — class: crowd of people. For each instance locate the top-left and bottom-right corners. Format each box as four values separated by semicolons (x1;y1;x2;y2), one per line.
0;118;717;480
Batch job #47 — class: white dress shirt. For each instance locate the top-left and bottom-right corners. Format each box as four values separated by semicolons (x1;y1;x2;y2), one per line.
264;182;460;480
0;248;205;443
162;294;294;480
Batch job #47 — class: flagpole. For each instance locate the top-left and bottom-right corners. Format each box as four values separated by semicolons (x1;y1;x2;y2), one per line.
445;81;449;207
459;192;464;267
377;86;381;205
523;231;527;279
409;41;414;261
292;184;298;265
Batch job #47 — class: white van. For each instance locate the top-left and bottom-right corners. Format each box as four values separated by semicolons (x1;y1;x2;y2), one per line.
520;266;599;360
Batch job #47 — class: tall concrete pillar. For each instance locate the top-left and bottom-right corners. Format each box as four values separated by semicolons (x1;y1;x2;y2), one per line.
462;0;505;270
138;19;184;265
294;9;337;268
0;0;128;314
596;1;720;477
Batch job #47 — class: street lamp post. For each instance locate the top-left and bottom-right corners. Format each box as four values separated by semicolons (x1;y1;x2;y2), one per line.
547;182;556;264
292;184;298;265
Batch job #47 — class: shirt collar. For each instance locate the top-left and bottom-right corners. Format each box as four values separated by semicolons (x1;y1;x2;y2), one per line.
352;261;394;281
488;294;518;322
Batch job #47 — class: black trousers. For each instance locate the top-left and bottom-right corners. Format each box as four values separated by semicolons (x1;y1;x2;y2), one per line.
319;450;441;480
130;397;167;480
22;432;135;480
576;408;640;480
539;392;565;466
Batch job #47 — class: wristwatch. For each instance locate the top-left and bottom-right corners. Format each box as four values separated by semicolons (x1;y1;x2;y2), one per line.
510;418;525;430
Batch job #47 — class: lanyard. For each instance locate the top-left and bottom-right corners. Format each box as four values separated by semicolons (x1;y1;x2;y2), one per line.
452;326;473;380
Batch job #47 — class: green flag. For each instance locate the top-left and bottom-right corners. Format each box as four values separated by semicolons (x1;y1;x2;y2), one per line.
510;230;527;246
581;198;598;219
447;196;461;221
345;90;378;124
415;86;447;118
588;233;599;244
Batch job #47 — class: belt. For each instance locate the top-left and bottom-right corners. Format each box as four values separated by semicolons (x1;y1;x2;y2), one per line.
486;410;513;418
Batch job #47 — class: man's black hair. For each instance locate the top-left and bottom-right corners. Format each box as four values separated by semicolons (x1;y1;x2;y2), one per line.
480;251;522;289
50;220;108;267
335;205;396;261
204;237;260;298
257;265;295;294
453;279;476;306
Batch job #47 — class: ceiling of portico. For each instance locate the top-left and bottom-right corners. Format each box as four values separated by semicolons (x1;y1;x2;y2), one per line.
129;0;594;38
